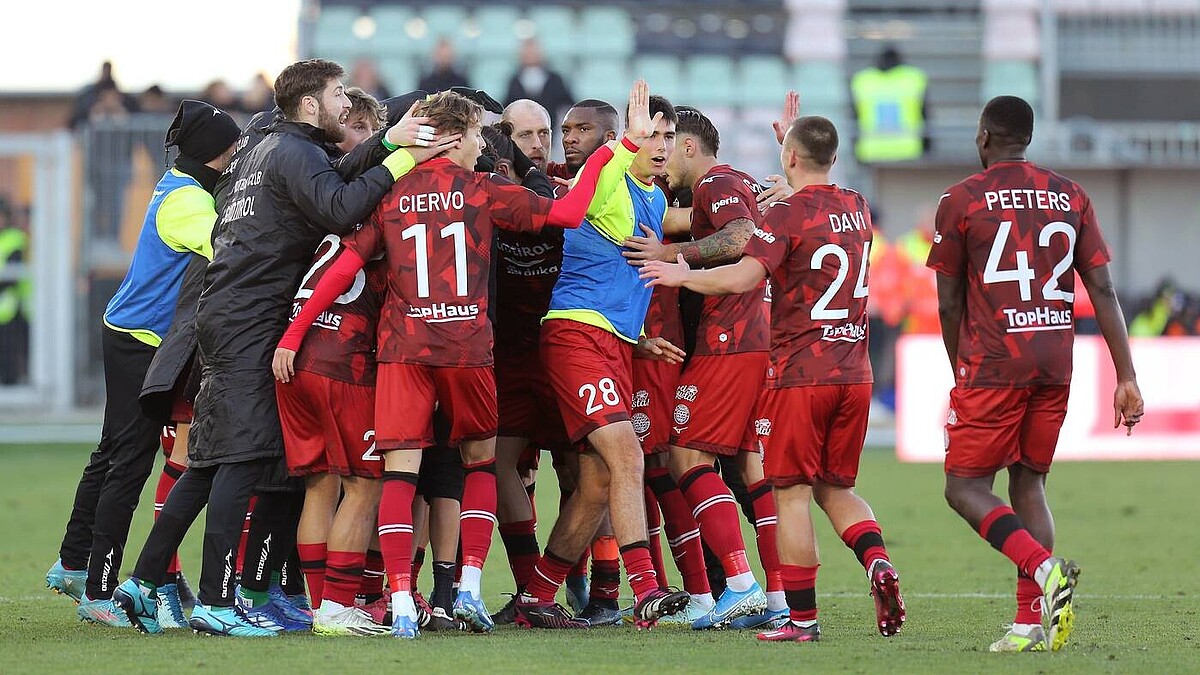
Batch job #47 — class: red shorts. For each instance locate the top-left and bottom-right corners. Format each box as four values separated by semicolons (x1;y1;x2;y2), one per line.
757;383;871;488
944;385;1070;478
375;363;497;450
496;347;569;451
671;352;768;456
276;371;381;478
631;357;681;455
541;320;633;444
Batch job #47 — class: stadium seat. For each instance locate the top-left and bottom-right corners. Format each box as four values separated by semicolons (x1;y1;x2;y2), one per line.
314;6;366;56
527;5;579;60
576;59;631;106
372;6;416;56
473;6;524;57
683;55;737;106
632;55;685;102
469;58;517;101
982;60;1039;109
380;57;420;95
423;5;469;44
738;56;791;107
580;7;635;58
791;61;848;116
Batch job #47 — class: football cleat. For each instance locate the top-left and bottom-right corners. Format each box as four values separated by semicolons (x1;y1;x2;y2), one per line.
633;588;690;630
267;584;313;624
155;583;188;629
424;606;465;632
313;600;390;636
729;607;789;630
176;571;197;612
576;600;622;627
239;596;306;632
514;597;589;629
360;597;391;626
490;593;518;626
989;623;1048;652
78;593;132;627
46;559;87;603
692;583;766;630
452;590;494;633
565;574;589;614
112;578;163;635
189;603;278;637
869;560;906;637
656;599;714;627
1040;557;1081;652
391;611;420;639
757;620;820;642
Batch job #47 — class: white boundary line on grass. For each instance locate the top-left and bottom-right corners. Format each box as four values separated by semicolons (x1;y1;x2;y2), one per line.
822;592;1183;600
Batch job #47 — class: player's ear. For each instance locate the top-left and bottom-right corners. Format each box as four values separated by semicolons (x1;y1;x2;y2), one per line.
829;151;837;167
605;130;617;142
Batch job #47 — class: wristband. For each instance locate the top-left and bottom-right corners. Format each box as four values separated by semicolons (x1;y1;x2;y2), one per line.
382;137;399;151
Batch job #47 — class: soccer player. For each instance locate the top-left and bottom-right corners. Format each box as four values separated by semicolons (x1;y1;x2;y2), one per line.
50;100;240;628
515;83;691;630
927;96;1143;652
641;115;907;643
501;99;553;173
112;58;453;638
275;88;623;638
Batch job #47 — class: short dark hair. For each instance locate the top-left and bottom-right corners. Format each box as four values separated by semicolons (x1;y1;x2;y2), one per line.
627;94;678;130
981;95;1034;146
570;99;620;134
274;59;345;119
674;106;719;156
786;116;839;168
481;122;515;163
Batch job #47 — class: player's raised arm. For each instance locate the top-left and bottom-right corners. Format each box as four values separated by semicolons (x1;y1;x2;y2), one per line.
1079;263;1144;434
640;253;766;296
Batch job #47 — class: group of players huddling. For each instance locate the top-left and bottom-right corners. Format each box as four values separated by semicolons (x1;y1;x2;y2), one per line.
46;54;1143;652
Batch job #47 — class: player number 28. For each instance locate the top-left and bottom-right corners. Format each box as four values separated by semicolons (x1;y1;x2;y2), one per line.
401;221;468;299
810;242;870;320
983;220;1076;302
296;234;367;304
578;378;621;415
362;429;380;462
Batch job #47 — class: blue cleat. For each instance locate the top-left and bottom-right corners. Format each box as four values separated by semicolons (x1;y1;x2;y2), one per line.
453;590;495;633
267;583;313;624
729;606;788;630
46;559;87;603
240;599;306;632
176;571;197;613
565;575;589;614
112;578;163;634
692;583;767;630
78;593;132;627
156;583;188;629
391;612;420;639
189;603;278;637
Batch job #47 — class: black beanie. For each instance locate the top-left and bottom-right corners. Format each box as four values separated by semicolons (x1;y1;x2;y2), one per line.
165;99;241;164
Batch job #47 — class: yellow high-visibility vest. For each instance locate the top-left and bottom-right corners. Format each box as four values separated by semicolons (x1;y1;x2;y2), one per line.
0;228;30;325
852;65;928;163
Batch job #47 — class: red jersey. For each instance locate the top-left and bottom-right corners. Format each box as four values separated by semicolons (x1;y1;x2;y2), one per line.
495;228;563;354
691;165;770;356
744;185;873;388
927;160;1111;387
289;234;387;386
346;158;553;367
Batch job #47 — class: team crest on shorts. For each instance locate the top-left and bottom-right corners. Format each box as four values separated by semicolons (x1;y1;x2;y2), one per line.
754;418;771;437
632;389;650;409
947;408;958;425
676;385;698;402
673;404;691;426
631;412;651;437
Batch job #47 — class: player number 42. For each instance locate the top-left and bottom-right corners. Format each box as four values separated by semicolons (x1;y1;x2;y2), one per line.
983;220;1076;302
579;378;621;415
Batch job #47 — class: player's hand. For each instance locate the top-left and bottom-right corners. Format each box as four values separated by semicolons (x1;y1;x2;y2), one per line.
772;90;800;146
635;336;686;365
551;176;572;188
386;101;439;147
622;223;668;266
1113;379;1144;436
639;253;691;288
624;79;663;145
757;175;794;211
272;347;297;384
406;133;462;163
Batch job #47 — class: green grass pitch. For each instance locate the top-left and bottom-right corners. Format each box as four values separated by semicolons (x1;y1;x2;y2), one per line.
0;444;1195;673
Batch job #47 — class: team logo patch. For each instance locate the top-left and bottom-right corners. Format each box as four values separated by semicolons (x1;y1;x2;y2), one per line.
944;428;951;451
632;389;650;409
755;418;772;437
947;409;958;426
673;404;691;426
676;385;698;402
631;412;651;437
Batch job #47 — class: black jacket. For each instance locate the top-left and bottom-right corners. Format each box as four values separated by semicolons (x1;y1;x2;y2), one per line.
187;119;398;466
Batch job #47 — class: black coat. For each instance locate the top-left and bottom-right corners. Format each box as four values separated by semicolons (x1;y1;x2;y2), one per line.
186;119;397;467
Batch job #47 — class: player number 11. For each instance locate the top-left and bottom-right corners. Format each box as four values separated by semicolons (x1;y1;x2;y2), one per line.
401;221;469;299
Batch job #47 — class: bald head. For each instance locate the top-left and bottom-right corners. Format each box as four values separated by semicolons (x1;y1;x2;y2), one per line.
502;99;552;172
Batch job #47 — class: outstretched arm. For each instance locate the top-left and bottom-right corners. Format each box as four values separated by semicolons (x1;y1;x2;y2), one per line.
623;218;755;267
1080;263;1144;434
545;142;620;228
639;254;766;296
273;249;367;382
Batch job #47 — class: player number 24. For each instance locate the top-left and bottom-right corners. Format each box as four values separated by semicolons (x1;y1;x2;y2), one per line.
810;242;870;320
402;221;468;299
983;220;1076;302
579;378;621;415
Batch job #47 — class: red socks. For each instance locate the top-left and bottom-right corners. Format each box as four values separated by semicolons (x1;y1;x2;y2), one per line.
840;519;891;571
498;519;540;589
525;549;575;602
379;472;418;594
1016;573;1044;624
360;549;385;599
679;465;750;577
619;541;660;600
979;506;1052;579
155;459;186;576
647;467;710;596
590;536;621;602
324;550;366;607
644;486;667;588
748;480;782;594
459;460;498;571
297;542;327;609
781;564;819;622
